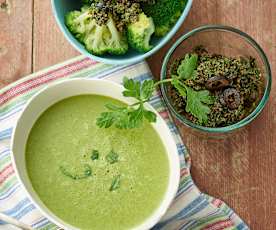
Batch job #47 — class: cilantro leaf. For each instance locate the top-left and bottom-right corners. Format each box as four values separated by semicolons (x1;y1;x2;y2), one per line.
109;175;121;191
106;150;119;164
185;86;214;124
177;54;198;79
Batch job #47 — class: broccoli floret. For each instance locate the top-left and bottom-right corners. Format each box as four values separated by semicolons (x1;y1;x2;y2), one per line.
106;18;129;55
141;0;187;36
65;7;128;56
82;21;110;55
127;13;155;53
65;10;89;35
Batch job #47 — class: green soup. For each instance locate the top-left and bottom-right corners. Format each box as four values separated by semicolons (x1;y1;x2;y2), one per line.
26;95;169;230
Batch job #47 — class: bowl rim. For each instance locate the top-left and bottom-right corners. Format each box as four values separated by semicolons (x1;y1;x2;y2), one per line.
11;78;180;230
51;0;193;65
161;24;272;133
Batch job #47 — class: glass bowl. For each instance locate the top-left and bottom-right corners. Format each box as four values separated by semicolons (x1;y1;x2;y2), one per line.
161;25;271;138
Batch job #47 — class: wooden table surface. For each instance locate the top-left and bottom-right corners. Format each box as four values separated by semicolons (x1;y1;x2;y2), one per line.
0;0;275;229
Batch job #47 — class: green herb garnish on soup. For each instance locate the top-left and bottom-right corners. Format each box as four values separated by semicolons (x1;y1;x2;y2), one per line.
105;149;119;164
91;149;99;160
25;95;169;230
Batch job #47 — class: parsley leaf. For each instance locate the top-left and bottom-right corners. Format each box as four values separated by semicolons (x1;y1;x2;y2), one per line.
96;111;115;128
177;54;198;79
122;77;141;100
97;77;156;129
171;75;186;98
96;104;128;129
106;150;119;164
185;86;214;124
170;76;215;124
141;80;155;101
128;104;144;128
109;175;121;191
96;103;156;129
171;76;214;123
91;150;99;160
123;77;155;102
143;110;157;123
59;164;92;180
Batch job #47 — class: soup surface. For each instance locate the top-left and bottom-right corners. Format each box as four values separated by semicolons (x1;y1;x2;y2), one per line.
26;95;169;230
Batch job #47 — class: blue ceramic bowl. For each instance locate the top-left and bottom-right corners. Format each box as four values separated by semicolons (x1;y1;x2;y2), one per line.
51;0;193;65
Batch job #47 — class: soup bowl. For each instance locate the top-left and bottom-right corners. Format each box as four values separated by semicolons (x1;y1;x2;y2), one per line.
11;79;180;230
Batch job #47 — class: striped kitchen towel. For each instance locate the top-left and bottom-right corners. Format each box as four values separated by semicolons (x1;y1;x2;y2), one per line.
0;57;248;230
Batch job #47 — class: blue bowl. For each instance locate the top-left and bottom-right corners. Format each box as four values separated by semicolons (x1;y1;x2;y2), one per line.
51;0;193;65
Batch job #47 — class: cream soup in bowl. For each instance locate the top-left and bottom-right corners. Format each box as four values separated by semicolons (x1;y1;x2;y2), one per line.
11;79;180;230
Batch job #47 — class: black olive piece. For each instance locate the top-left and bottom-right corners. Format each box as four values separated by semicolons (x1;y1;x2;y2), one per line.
205;76;230;90
222;88;241;110
244;90;258;106
239;76;249;88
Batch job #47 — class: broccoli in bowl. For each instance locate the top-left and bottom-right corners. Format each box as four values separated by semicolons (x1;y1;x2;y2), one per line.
65;0;188;57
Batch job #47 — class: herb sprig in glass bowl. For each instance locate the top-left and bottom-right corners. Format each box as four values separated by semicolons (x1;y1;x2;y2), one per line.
96;54;207;129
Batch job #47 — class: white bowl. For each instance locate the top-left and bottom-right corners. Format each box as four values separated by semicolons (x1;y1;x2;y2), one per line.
11;79;180;230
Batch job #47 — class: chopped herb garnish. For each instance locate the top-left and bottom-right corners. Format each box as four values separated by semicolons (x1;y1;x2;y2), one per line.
59;164;92;180
105;150;119;164
91;150;99;160
109;175;121;191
